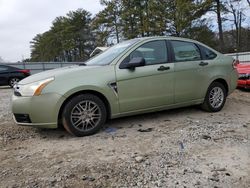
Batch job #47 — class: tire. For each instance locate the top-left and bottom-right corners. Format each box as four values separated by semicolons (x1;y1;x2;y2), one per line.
62;94;107;137
9;77;20;87
201;82;227;112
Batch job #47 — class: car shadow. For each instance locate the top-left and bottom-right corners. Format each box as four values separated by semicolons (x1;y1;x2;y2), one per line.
237;88;250;92
35;105;201;140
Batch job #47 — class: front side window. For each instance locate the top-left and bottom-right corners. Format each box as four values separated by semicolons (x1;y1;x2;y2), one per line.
128;40;168;65
171;41;201;62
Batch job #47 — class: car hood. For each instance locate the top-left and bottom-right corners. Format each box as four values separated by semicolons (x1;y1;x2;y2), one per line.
18;65;100;84
237;63;250;74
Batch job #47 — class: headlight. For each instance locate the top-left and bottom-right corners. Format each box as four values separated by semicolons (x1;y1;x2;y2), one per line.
14;77;54;97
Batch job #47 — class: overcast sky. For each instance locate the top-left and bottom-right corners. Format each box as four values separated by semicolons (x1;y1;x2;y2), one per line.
0;1;249;62
0;0;103;62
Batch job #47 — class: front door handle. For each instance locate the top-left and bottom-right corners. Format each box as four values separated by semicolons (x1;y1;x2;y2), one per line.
199;61;208;66
157;66;170;71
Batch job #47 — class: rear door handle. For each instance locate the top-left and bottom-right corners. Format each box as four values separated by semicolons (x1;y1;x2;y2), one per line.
157;66;170;71
199;62;208;66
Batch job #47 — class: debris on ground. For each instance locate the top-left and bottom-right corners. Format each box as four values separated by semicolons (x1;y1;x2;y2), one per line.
137;127;153;132
0;88;249;187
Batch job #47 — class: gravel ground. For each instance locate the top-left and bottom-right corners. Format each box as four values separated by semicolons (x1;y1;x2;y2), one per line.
0;87;249;188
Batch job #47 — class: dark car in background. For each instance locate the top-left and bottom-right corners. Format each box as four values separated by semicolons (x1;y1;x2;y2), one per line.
0;65;30;87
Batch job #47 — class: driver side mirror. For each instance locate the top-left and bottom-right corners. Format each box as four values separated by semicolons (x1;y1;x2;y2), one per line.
121;57;145;69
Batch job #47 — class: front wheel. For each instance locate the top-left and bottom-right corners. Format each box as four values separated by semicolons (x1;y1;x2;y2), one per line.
62;94;107;137
201;82;227;112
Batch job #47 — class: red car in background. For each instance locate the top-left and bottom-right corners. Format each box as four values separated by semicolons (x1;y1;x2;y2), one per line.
236;63;250;89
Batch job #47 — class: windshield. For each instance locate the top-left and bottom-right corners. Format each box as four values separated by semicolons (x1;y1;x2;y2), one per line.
85;39;139;66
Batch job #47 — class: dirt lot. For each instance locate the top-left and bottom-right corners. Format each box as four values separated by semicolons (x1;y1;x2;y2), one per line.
0;87;249;188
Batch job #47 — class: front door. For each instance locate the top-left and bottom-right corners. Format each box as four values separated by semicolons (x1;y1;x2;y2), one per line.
115;40;174;113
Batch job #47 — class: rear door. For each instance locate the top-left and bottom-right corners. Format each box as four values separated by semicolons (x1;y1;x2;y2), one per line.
116;40;175;113
170;40;211;103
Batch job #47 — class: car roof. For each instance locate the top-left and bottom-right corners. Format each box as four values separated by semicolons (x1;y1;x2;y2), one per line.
123;36;213;49
135;36;199;43
138;36;220;54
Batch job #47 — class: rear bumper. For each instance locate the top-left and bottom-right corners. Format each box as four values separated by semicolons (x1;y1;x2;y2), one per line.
229;69;239;94
237;80;250;89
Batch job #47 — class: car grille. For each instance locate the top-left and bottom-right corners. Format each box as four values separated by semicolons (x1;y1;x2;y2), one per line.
238;73;250;80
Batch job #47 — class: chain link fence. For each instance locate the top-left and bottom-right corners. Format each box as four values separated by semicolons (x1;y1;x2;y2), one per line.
1;62;80;74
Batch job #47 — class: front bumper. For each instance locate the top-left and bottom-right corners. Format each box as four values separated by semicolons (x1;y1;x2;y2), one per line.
12;93;65;128
237;80;250;89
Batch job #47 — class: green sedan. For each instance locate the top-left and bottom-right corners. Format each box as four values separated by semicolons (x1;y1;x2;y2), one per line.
12;37;238;136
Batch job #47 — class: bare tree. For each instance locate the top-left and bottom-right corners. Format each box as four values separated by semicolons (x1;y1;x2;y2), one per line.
247;0;250;6
226;0;245;51
215;0;225;52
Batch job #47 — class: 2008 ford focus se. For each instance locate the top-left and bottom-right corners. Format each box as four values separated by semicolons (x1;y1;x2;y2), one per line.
12;37;238;136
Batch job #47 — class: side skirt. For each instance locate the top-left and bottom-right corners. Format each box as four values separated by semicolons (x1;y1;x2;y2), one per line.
111;99;204;119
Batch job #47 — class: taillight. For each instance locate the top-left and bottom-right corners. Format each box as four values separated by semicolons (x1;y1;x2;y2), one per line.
18;69;30;74
233;59;239;69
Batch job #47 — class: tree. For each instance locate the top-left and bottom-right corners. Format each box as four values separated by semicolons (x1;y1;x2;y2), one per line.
209;0;227;52
30;9;94;62
29;0;250;62
185;19;218;49
225;0;245;52
165;0;212;37
239;27;250;51
114;0;212;39
223;27;250;52
120;0;141;39
139;0;168;36
216;0;225;52
92;0;122;46
121;0;168;38
91;0;214;46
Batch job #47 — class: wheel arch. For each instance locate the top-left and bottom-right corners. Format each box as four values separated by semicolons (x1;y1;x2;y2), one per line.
58;90;112;125
211;78;229;95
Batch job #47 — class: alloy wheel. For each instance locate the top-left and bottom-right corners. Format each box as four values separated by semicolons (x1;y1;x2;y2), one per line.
70;100;101;131
9;78;20;87
209;87;224;109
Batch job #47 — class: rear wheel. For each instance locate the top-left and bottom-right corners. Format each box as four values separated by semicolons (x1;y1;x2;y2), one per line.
9;77;20;87
62;94;107;136
201;82;227;112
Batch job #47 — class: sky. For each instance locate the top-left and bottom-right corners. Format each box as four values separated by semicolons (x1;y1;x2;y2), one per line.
0;0;103;62
0;1;249;62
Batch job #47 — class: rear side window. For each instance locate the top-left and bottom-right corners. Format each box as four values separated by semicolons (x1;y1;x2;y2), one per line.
200;46;217;60
171;41;201;62
129;40;168;65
